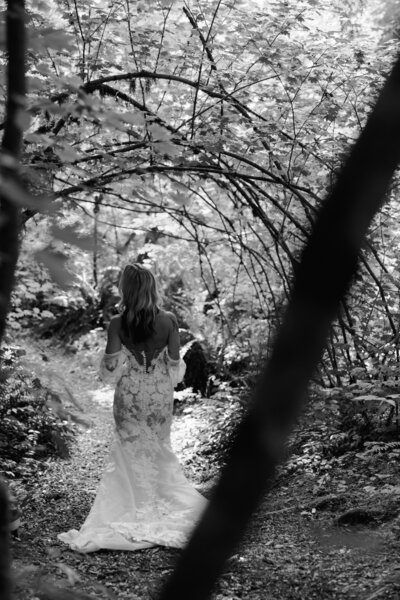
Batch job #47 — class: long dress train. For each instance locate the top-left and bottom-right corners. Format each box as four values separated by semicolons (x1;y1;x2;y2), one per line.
58;345;206;552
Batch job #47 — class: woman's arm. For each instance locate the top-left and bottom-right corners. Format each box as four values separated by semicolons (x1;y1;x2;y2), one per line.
99;316;123;383
105;315;122;354
167;312;179;360
166;312;186;386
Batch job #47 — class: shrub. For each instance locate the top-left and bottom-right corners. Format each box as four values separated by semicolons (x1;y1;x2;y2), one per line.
0;345;75;480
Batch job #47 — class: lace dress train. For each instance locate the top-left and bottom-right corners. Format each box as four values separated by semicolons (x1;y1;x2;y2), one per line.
58;346;206;553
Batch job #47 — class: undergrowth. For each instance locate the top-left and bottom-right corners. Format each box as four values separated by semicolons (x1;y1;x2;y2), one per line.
0;345;75;481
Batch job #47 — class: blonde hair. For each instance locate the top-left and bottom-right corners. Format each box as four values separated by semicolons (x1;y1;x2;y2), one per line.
119;263;160;342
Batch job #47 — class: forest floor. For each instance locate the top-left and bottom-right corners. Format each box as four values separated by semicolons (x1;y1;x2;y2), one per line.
8;335;400;600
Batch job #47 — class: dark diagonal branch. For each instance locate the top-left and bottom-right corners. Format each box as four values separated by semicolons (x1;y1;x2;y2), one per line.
158;51;400;600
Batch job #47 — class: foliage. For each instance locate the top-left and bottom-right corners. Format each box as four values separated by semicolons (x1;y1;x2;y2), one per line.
0;0;397;384
280;375;400;481
0;345;75;480
0;0;400;394
7;237;106;340
11;346;400;600
179;386;246;478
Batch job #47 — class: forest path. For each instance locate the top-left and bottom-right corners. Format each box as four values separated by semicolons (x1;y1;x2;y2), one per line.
10;334;400;600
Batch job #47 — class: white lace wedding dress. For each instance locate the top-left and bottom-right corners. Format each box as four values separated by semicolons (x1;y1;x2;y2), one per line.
58;345;206;552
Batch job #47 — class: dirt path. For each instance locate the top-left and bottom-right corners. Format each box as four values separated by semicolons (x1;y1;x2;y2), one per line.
9;336;400;600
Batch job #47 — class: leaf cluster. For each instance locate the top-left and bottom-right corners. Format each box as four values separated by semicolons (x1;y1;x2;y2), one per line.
0;345;75;480
4;0;400;391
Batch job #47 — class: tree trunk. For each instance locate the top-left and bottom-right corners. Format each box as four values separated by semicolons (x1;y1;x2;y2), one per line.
0;2;27;599
0;0;26;343
0;482;11;600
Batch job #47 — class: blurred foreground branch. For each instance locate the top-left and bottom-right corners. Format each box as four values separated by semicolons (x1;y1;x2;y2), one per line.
0;0;26;344
159;51;400;600
0;2;26;599
0;482;11;600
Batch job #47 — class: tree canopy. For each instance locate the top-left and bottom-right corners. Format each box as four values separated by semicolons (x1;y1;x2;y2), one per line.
2;0;400;381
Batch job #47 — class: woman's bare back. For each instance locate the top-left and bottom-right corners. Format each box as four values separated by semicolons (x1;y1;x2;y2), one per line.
116;309;179;365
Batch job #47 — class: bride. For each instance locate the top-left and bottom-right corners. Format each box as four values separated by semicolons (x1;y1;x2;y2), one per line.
58;263;206;552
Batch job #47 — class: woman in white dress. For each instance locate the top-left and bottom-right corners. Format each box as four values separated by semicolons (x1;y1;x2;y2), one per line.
58;263;206;552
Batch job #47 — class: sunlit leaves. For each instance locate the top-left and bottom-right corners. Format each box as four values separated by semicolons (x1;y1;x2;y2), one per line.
50;224;94;251
7;0;399;386
121;112;146;126
0;176;52;212
28;28;74;53
154;141;180;156
35;248;76;288
171;189;191;206
53;144;81;163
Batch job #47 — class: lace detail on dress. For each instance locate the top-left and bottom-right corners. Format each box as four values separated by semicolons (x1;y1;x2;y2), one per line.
167;355;186;387
100;346;186;388
59;342;204;553
99;350;125;383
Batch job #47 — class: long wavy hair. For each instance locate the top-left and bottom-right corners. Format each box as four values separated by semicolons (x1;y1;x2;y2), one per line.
118;263;160;343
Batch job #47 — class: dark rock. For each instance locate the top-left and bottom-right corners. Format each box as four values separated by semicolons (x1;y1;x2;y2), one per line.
335;507;391;526
182;340;209;396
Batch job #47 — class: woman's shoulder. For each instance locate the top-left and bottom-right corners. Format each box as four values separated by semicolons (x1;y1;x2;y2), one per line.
157;309;178;327
157;309;177;325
